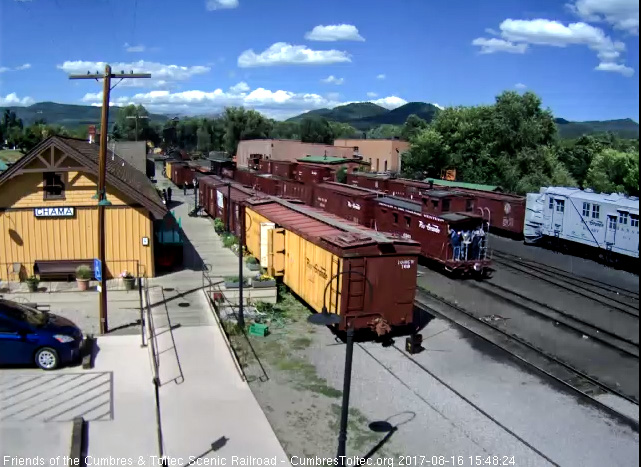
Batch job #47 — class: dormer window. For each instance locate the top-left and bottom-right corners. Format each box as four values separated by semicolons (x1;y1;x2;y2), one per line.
43;172;65;200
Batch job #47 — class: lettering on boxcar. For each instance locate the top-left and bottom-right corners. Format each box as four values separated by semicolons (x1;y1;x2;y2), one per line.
305;258;328;280
418;220;441;233
347;201;361;211
397;259;415;269
502;217;514;228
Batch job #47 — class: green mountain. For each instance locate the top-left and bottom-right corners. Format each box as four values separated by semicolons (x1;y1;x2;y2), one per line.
289;102;388;124
359;102;441;126
555;118;639;139
0;102;168;128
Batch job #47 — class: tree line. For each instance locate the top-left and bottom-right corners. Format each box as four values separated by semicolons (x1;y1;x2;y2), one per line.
400;91;639;196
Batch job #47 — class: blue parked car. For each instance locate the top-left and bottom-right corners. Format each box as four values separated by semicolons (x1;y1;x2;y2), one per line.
0;299;83;370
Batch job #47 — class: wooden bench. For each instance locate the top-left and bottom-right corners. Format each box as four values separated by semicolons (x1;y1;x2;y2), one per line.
34;260;94;281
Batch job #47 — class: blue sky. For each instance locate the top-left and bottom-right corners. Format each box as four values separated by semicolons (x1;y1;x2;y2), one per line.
0;0;638;121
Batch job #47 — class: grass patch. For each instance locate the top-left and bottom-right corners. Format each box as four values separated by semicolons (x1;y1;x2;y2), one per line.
0;149;24;163
291;337;312;350
329;404;381;452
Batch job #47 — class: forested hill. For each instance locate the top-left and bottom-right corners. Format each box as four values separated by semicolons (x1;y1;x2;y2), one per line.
0;102;167;127
555;118;639;139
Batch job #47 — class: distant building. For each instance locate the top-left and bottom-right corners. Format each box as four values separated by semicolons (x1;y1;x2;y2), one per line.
333;139;410;173
236;139;354;169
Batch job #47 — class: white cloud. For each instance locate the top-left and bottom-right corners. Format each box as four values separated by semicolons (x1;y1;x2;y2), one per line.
376;74;386;80
89;82;406;119
474;18;634;76
472;37;529;54
321;75;344;85
305;24;365;42
0;93;34;106
0;63;32;73
485;28;500;36
229;81;250;93
595;62;635;76
515;83;528;89
237;42;351;67
206;0;239;10
366;92;378;98
370;96;407;109
57;60;210;87
124;43;146;53
569;0;638;35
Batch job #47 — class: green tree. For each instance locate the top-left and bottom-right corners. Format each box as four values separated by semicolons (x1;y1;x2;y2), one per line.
328;121;359;139
114;104;151;141
401;128;449;179
197;123;212;152
586;149;639;196
222;107;272;155
366;124;401;139
271;121;301;140
300;117;334;144
401;114;428;141
335;166;348;183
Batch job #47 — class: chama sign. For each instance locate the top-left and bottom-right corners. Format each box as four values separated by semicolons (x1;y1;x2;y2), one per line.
34;207;75;218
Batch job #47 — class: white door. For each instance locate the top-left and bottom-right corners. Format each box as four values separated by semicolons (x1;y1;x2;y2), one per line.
552;199;565;233
260;222;275;266
606;215;617;245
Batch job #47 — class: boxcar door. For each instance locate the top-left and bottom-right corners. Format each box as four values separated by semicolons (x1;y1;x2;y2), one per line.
552;198;566;234
260;222;275;266
606;215;617;246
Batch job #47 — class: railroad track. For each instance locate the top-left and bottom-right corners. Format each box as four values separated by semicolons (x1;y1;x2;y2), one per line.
467;280;639;358
413;289;639;431
492;251;639;318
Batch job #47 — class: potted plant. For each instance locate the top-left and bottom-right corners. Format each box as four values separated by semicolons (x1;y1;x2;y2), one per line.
120;270;136;291
252;274;276;288
245;255;261;271
26;275;39;293
75;265;92;291
224;276;243;289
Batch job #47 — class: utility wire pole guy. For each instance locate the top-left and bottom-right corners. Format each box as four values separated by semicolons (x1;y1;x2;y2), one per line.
69;65;151;335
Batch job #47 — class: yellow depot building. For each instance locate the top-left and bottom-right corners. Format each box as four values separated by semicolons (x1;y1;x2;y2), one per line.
0;136;168;282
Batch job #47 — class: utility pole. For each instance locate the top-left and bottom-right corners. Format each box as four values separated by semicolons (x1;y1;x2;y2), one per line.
69;65;151;335
126;114;149;141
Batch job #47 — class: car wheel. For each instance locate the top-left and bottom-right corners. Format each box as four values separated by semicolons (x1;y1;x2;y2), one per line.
35;347;59;370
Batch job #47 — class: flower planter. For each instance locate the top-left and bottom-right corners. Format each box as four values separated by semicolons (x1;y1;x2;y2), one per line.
225;281;241;289
77;279;90;291
251;279;276;288
247;263;261;272
26;281;39;293
123;277;136;291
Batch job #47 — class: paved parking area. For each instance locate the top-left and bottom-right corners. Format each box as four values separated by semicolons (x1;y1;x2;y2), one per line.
0;370;113;422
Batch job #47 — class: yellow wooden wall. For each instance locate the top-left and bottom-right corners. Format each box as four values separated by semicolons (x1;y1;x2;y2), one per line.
0;147;155;281
245;207;342;315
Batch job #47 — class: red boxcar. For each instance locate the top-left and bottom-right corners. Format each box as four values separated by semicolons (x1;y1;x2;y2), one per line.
346;172;390;192
258;159;272;174
254;174;281;196
311;182;379;227
234;168;259;187
294;164;334;184
271;160;297;180
374;196;491;276
171;162;194;187
281;179;314;205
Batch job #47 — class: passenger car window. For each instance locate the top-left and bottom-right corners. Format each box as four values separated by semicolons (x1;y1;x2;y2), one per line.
592;204;600;219
631;215;639;228
582;202;591;217
0;320;17;333
0;300;47;327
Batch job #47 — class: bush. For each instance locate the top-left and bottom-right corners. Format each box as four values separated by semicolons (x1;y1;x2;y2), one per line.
214;218;225;233
224;276;240;283
75;265;92;280
245;256;258;265
222;233;238;248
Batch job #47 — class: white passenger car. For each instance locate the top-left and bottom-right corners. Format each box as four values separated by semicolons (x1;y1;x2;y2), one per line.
524;187;639;260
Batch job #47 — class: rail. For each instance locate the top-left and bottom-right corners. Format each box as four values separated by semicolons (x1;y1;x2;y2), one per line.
143;280;165;460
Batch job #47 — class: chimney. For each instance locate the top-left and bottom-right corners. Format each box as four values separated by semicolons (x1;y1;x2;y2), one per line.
88;125;96;144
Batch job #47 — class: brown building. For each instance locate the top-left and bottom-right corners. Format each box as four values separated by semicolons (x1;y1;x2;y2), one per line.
0;136;167;282
236;139;354;169
333;139;410;173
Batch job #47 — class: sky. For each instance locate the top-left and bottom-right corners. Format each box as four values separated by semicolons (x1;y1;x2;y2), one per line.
0;0;639;121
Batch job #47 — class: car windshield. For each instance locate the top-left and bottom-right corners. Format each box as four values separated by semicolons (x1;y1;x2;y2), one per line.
0;299;48;327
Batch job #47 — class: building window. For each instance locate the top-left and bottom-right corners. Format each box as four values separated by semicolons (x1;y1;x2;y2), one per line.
43;172;65;200
431;200;439;209
466;199;474;212
618;212;629;225
393;213;398;224
555;200;565;213
549;197;554;210
384;160;388;172
582;202;591;217
442;199;451;212
631;215;639;228
608;216;617;230
592;204;600;219
405;216;411;228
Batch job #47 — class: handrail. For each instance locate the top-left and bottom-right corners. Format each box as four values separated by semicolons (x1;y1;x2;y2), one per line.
144;284;164;460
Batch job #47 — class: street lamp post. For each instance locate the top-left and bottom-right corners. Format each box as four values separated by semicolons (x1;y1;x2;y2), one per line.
307;271;373;466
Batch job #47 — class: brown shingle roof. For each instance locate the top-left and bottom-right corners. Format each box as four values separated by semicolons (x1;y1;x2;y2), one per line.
0;136;167;219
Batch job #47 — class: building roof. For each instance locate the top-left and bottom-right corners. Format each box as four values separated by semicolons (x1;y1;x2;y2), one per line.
541;187;640;211
297;156;350;165
0;136;167;220
423;178;502;192
377;196;422;212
